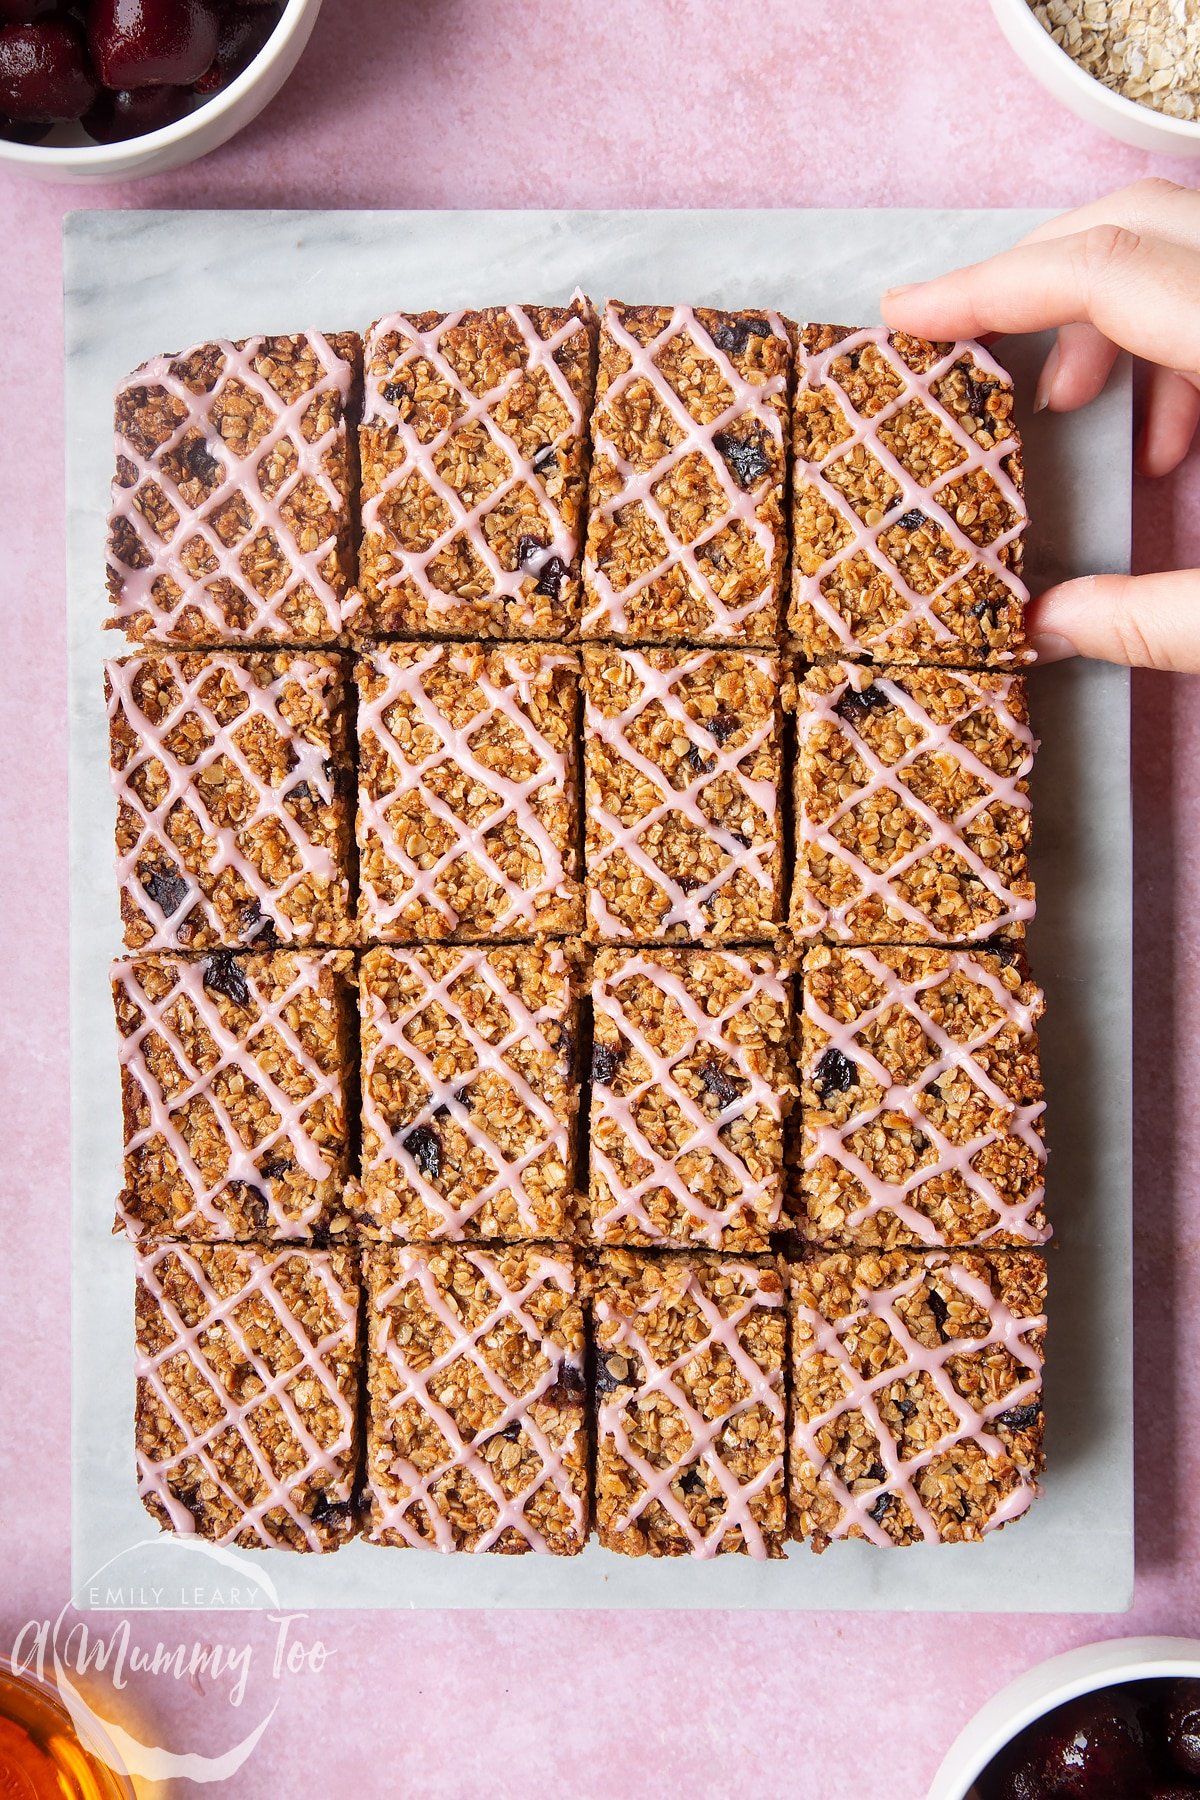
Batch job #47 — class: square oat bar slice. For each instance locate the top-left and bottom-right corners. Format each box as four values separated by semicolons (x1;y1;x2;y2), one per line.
108;650;354;952
587;947;794;1251
791;662;1035;944
795;945;1047;1249
135;1242;362;1551
108;331;360;646
114;949;355;1242
582;302;790;644
789;1249;1046;1550
353;299;596;639
590;1250;787;1558
583;646;784;944
358;944;578;1240
356;642;582;943
789;325;1027;664
363;1244;588;1553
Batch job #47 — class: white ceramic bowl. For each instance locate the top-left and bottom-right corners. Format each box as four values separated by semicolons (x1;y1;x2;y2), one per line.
0;0;323;184
929;1635;1200;1799
989;0;1200;156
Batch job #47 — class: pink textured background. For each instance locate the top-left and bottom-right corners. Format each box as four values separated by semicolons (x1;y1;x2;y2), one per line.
0;1;1196;1793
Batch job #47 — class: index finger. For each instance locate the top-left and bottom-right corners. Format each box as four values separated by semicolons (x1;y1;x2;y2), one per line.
1017;177;1200;253
881;226;1200;373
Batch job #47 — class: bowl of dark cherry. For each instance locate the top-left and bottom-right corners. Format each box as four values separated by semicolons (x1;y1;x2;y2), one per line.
0;0;322;180
929;1639;1200;1800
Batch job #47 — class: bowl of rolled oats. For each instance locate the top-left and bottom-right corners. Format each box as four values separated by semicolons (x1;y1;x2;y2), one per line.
989;0;1200;154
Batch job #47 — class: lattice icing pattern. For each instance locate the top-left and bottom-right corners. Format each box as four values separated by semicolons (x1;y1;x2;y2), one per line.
114;950;355;1241
358;944;578;1240
363;1244;588;1553
788;325;1028;664
583;303;790;644
108;650;353;952
583;646;784;943
356;642;582;942
591;1251;787;1558
135;1242;362;1551
108;332;359;645
352;300;596;638
588;949;795;1251
789;1250;1046;1549
796;945;1047;1250
791;662;1035;944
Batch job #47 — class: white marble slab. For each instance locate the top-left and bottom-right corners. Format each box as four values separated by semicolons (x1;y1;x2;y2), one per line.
64;209;1133;1612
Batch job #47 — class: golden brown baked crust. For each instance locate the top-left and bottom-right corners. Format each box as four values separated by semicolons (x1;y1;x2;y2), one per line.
353;301;596;640
590;1250;788;1558
583;645;784;944
355;641;582;943
357;942;579;1241
583;302;791;645
108;649;354;952
586;947;794;1251
788;324;1026;664
791;662;1035;945
135;1242;362;1551
793;944;1046;1249
789;1248;1046;1550
109;331;361;646
363;1243;587;1553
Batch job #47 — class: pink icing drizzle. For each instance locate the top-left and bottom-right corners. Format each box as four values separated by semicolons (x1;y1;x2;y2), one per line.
794;327;1028;655
109;333;353;641
804;947;1047;1245
135;1241;358;1550
366;1246;585;1552
583;304;787;637
356;644;577;939
597;1260;785;1559
361;945;572;1238
790;1256;1045;1546
115;951;346;1240
353;303;588;623
795;662;1036;942
586;649;779;940
590;951;788;1247
107;651;345;950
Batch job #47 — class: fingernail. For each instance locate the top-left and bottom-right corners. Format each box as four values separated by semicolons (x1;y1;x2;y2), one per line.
1034;341;1061;413
883;282;919;302
1031;630;1078;664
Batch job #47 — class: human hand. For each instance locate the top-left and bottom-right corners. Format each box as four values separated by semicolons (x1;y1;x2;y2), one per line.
881;178;1200;672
